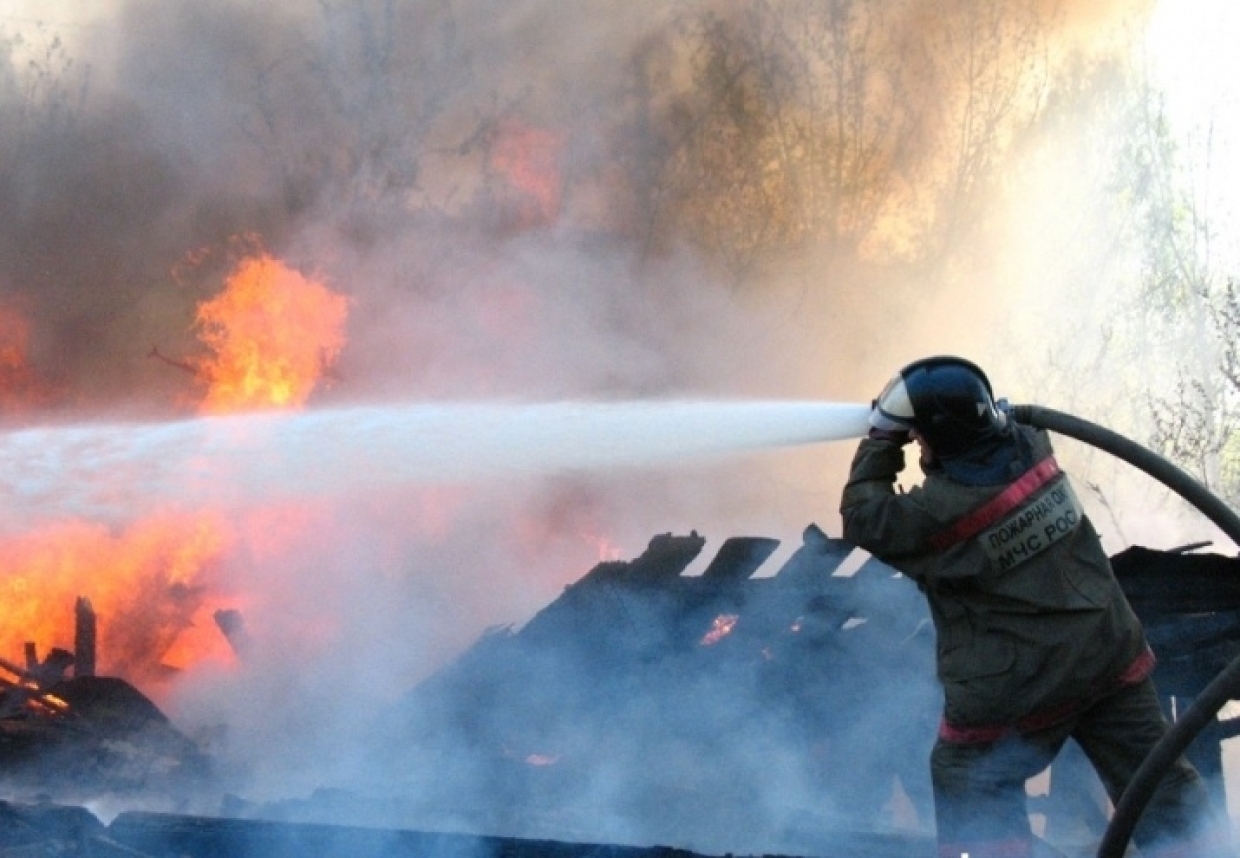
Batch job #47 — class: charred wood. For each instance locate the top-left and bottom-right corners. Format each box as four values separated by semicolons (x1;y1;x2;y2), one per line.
104;811;932;858
699;536;779;584
1111;546;1240;613
1;677;210;796
213;609;252;659
380;525;941;851
75;597;97;678
0;800;111;853
578;532;705;587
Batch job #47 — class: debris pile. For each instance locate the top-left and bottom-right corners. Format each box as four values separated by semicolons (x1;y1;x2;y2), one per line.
3;531;1238;858
0;598;210;800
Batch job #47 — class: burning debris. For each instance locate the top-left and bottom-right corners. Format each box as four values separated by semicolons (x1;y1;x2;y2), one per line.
212;530;1239;857
233;525;942;856
0;597;211;801
1;528;1238;858
0;527;938;856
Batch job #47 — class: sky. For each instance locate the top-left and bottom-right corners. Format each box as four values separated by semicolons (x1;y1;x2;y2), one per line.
1145;0;1240;273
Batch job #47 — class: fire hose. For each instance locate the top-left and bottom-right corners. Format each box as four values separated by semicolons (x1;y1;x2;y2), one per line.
1009;405;1240;858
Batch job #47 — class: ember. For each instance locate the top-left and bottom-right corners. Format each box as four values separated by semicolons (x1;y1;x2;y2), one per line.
699;613;739;645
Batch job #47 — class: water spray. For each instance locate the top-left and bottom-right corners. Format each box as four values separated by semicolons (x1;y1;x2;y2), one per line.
0;400;872;529
1011;404;1240;858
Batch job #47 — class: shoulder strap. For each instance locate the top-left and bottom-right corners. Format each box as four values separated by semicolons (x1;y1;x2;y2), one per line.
927;457;1061;551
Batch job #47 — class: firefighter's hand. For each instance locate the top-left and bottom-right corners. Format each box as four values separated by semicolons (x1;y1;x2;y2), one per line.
867;427;911;445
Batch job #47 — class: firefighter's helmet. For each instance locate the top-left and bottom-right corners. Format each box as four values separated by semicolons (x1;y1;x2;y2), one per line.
870;356;1007;455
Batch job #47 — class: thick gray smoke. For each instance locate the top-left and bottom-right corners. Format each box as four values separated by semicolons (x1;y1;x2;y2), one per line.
0;3;890;848
4;0;1209;852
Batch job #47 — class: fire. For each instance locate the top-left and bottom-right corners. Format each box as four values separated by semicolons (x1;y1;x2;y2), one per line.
700;613;740;646
194;253;349;414
583;530;623;562
0;511;236;685
0;248;356;690
0;300;49;415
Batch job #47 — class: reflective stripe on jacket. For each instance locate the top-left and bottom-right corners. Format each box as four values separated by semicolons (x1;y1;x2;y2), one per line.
839;426;1150;731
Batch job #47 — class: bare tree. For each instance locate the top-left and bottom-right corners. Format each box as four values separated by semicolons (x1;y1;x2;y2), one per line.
1110;74;1236;499
623;0;1059;285
911;0;1055;255
645;0;919;282
0;24;88;189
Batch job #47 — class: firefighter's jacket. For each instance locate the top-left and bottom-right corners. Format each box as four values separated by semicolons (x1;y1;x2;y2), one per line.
839;427;1151;738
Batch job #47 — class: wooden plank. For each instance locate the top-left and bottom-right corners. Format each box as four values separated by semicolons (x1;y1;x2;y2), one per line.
105;812;935;858
75;597;97;678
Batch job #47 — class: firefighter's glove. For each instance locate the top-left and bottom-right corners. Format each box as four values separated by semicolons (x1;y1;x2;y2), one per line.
867;427;911;445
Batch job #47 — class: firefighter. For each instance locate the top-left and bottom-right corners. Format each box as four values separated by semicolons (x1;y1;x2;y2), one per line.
838;356;1225;858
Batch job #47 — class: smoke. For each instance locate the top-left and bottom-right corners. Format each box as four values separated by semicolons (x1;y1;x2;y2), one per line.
6;0;1227;850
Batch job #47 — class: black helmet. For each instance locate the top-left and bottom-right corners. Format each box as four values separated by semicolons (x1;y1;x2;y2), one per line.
870;356;1007;456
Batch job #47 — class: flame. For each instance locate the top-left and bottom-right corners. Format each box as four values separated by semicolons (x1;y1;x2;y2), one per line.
582;530;623;562
0;301;49;415
41;693;69;710
0;511;236;685
0;303;29;377
0;250;357;690
700;613;739;646
194;253;349;414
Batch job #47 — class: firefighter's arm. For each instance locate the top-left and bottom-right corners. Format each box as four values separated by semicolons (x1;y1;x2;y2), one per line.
839;437;941;558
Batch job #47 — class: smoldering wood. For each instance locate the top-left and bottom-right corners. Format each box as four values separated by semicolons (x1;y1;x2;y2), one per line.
0;675;62;718
105;810;920;858
0;800;115;855
698;535;780;583
213;608;252;658
0;802;938;858
33;649;75;687
75;597;97;678
0;674;210;796
353;525;940;855
1044;545;1240;838
4;648;73;689
353;534;1240;854
0;655;38;686
4;531;1238;858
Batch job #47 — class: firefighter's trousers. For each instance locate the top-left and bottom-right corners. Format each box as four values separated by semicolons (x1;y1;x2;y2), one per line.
930;678;1227;858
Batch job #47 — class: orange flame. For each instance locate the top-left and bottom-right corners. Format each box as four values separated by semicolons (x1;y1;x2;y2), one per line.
0;511;236;685
0;251;357;691
700;613;739;646
195;253;349;414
